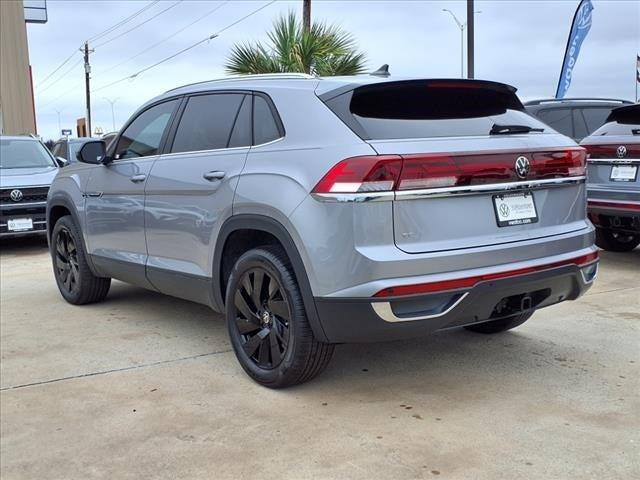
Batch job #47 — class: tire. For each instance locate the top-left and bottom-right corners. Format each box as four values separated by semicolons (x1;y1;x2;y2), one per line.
225;246;334;388
595;228;640;252
51;215;111;305
464;311;534;334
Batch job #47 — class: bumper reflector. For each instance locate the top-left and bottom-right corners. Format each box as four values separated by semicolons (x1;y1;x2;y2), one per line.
373;252;599;298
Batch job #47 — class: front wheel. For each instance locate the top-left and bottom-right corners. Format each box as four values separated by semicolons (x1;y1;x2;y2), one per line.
51;215;111;305
464;311;534;334
595;228;640;252
225;246;334;388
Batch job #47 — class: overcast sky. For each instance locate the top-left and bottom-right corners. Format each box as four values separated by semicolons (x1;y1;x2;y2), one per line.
27;0;639;140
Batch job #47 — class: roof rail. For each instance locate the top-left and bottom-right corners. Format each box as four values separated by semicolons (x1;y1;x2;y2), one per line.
165;73;317;94
524;98;633;106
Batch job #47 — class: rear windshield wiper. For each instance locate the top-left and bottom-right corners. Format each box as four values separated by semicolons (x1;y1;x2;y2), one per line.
490;124;545;135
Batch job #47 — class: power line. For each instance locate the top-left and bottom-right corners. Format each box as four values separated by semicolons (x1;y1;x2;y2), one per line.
95;1;230;77
36;58;83;95
92;0;277;94
94;1;183;49
87;0;160;43
35;1;159;88
38;81;84;110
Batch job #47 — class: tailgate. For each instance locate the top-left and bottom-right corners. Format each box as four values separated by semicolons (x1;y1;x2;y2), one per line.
371;138;587;253
584;141;640;199
320;78;588;254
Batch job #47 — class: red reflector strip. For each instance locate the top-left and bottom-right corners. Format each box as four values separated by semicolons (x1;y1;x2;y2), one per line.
584;143;640;159
588;200;640;212
373;252;599;298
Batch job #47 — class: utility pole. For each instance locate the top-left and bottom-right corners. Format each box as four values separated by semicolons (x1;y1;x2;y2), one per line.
303;0;311;32
467;0;475;79
82;42;92;136
103;97;119;132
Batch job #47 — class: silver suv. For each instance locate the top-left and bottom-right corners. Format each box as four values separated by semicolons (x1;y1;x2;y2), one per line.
47;74;599;388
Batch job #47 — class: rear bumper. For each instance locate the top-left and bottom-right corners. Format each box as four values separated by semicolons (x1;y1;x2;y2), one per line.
587;195;640;234
315;260;597;343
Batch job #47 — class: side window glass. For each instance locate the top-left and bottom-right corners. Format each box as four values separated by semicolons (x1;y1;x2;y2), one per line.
228;95;252;148
171;94;244;153
51;142;63;158
537;108;573;138
116;99;178;159
253;95;281;145
573;109;588;141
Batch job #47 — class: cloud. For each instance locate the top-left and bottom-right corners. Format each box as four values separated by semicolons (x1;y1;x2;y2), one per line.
27;0;638;140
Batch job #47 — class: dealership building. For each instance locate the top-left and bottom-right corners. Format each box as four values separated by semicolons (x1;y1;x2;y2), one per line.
0;0;47;135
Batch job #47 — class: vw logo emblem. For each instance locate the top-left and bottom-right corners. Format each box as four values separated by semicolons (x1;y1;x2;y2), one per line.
515;156;530;179
499;203;510;218
9;189;23;202
616;146;627;159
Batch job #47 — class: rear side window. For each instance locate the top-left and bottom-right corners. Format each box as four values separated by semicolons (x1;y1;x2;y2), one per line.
253;95;282;145
537;108;573;137
323;81;543;140
171;94;246;153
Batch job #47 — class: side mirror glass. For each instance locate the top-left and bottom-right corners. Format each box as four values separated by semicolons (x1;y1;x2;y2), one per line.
56;156;68;168
77;141;107;164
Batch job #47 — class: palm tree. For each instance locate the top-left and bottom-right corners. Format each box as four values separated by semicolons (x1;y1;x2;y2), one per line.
225;12;366;76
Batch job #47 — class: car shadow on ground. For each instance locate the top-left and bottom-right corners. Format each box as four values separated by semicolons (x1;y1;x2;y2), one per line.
0;235;48;256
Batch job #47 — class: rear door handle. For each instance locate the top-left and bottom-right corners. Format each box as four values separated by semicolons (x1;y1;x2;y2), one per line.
130;174;147;183
203;171;226;181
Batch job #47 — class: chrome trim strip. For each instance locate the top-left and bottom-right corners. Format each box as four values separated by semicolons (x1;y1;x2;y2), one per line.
313;176;585;202
588;198;640;206
0;201;48;207
311;191;395;203
371;293;469;323
579;261;599;285
0;185;50;190
394;176;585;200
587;159;640;165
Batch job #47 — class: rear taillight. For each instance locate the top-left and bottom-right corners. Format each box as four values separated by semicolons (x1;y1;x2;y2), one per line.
373;251;599;298
584;143;640;159
312;148;586;194
312;155;402;193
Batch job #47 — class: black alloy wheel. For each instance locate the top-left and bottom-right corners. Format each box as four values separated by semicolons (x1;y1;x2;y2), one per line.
232;268;291;369
54;226;80;295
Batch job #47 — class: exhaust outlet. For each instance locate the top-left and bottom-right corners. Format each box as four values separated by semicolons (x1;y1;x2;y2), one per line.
521;295;533;311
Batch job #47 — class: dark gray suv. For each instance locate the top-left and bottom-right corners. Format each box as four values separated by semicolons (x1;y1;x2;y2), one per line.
47;75;598;387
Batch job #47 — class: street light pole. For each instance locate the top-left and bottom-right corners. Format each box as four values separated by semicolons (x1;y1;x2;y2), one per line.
442;9;465;78
442;8;482;79
54;109;62;134
103;97;119;132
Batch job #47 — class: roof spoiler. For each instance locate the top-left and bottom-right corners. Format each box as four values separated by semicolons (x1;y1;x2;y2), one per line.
606;103;639;124
319;78;523;110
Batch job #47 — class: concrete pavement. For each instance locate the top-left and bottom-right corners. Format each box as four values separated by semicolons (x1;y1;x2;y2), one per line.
1;237;638;479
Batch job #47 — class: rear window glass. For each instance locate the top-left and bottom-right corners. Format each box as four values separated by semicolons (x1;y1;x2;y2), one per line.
591;121;640;136
253;95;281;145
580;108;612;134
536;108;573;137
323;81;544;140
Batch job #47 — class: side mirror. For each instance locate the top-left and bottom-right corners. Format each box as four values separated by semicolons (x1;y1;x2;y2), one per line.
77;140;107;164
56;156;68;168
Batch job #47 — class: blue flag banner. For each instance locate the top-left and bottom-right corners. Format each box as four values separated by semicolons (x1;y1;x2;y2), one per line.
555;0;594;99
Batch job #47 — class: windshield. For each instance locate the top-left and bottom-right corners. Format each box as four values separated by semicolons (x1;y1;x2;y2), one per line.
0;139;56;169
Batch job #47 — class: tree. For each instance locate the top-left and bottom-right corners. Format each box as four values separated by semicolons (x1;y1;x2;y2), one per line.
225;12;366;76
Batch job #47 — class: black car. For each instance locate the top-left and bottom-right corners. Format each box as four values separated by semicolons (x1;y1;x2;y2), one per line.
51;137;96;164
525;98;633;142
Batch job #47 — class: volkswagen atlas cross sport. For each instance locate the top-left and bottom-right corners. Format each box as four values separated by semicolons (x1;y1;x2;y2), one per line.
47;74;598;388
581;103;640;251
1;135;60;238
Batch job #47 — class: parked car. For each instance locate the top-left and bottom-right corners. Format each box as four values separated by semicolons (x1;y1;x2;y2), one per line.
100;131;118;150
51;137;95;164
525;98;633;142
47;75;599;388
581;103;639;251
1;135;59;238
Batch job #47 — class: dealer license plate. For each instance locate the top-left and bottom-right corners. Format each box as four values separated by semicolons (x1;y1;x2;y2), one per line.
7;218;33;232
610;165;638;182
493;192;538;227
